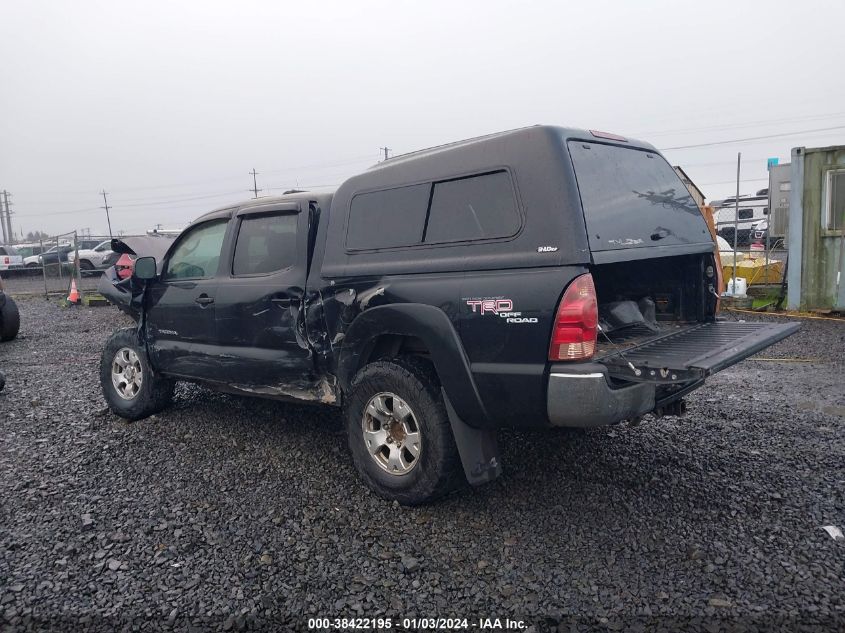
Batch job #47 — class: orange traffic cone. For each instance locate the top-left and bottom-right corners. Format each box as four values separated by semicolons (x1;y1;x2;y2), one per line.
67;278;81;304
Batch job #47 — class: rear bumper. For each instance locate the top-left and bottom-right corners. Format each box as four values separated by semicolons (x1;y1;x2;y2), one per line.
547;364;655;428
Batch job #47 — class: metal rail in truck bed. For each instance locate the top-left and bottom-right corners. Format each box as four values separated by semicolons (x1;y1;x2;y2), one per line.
598;321;801;384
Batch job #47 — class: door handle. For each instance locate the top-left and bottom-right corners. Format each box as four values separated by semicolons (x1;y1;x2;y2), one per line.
195;294;214;306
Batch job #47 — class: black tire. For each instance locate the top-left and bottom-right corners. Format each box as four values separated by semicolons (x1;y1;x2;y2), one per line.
345;357;463;505
99;327;175;420
0;296;20;341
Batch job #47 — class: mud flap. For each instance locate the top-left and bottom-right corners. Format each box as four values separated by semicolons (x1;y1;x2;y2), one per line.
442;389;501;486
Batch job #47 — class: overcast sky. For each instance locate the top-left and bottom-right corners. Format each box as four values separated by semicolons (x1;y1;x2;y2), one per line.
2;0;845;238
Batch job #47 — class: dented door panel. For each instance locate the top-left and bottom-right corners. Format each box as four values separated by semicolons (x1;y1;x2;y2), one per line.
145;279;219;377
210;206;314;389
212;279;312;386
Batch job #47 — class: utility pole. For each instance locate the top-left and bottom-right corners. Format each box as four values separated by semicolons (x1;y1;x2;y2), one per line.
101;190;113;238
731;152;741;291
3;191;13;244
0;191;7;244
380;147;391;162
249;168;262;198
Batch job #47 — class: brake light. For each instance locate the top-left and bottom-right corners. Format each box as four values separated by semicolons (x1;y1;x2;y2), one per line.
548;273;598;361
3;257;8;264
589;130;628;142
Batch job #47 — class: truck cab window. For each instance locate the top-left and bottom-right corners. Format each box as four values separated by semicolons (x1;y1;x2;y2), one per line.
164;219;228;280
232;213;298;275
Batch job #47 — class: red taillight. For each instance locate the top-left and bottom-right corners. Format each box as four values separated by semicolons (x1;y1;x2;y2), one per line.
548;273;598;361
3;257;8;265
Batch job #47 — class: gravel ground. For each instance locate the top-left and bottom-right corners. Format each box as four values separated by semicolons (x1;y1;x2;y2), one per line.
1;298;843;632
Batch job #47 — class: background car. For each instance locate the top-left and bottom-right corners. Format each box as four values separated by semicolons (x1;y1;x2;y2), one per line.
30;243;73;268
11;243;44;258
67;240;114;273
0;245;24;274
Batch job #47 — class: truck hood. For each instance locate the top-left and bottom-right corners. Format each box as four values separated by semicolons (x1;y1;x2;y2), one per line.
110;235;174;265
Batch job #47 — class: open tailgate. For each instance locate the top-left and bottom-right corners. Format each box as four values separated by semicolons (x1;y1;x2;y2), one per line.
598;321;800;384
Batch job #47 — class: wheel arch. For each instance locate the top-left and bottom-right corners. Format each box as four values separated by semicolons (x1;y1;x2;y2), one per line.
336;303;488;426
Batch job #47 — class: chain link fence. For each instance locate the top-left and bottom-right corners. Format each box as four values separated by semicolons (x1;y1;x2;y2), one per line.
1;232;116;298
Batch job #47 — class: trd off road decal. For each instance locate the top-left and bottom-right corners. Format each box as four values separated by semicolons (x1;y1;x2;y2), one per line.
464;298;538;324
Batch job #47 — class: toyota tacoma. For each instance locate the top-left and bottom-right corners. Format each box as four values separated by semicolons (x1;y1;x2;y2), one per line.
98;125;799;504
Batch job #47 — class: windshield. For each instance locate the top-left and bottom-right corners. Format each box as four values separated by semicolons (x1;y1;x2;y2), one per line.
568;141;711;252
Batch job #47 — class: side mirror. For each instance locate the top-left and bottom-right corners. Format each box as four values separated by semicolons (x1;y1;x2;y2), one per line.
133;256;157;280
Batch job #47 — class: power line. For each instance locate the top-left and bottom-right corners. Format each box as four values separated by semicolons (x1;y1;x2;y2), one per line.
264;182;341;192
18;190;251;218
698;177;769;186
12;155;377;197
634;110;845;138
115;191;245;208
260;155;375;175
676;156;774;168
660;125;845;150
108;188;246;205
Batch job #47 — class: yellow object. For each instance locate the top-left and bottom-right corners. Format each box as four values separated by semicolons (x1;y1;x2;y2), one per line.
721;255;784;286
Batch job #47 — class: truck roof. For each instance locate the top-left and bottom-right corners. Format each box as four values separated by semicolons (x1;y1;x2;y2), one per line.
196;125;656;228
198;189;336;222
368;125;656;174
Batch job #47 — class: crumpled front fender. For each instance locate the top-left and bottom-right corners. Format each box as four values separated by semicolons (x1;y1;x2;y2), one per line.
98;234;177;320
98;268;144;320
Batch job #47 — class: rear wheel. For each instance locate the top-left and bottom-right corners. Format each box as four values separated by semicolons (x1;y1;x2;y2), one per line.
345;358;463;505
79;260;95;275
0;296;20;341
100;328;175;420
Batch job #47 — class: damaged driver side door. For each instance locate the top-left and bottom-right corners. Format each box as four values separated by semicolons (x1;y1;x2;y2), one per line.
145;217;230;378
210;203;314;391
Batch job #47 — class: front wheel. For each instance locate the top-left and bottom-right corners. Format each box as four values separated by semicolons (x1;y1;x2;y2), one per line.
345;358;463;505
99;328;175;420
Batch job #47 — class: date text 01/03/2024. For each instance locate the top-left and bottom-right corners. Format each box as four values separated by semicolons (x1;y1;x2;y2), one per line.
306;616;527;630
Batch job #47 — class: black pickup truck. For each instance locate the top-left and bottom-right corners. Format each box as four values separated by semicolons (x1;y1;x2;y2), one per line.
99;125;799;505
